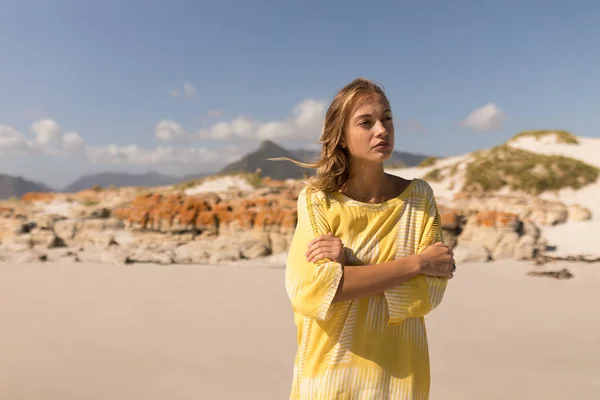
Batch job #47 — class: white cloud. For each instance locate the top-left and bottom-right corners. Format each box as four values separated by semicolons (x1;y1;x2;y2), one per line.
199;98;327;141
32;119;61;145
0;124;29;153
460;103;505;131
62;131;85;149
169;81;196;99
0;115;245;169
155;120;189;142
203;117;257;140
292;99;327;130
0;120;82;156
256;121;295;140
1;96;328;172
30;118;86;154
87;144;239;166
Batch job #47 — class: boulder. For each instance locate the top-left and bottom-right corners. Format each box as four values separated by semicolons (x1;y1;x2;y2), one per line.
567;205;592;222
451;192;573;226
242;242;271;259
209;248;242;264
174;242;210;264
528;206;568;226
452;210;542;261
47;233;67;249
453;243;490;263
491;232;520;260
514;235;537;260
270;233;292;254
125;248;174;265
14;250;48;264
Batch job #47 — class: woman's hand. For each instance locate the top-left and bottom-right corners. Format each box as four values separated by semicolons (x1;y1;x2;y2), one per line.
417;242;455;279
306;232;348;265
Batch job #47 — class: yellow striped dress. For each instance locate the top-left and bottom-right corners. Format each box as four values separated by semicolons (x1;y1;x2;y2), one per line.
285;178;448;399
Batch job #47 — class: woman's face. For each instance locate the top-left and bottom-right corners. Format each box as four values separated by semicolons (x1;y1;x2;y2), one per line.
343;94;394;165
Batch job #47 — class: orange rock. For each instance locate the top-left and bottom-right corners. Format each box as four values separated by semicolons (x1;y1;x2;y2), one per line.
440;211;460;230
195;211;217;229
280;210;298;231
0;206;14;215
21;192;57;203
111;189;300;234
473;211;518;229
264;179;287;188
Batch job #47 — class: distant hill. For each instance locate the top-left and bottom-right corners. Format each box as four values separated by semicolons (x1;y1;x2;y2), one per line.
63;171;180;193
221;140;432;180
385;151;430;167
220;140;310;180
178;172;214;183
291;149;430;168
0;174;53;200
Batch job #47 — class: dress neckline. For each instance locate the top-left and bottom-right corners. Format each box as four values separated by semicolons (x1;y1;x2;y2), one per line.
333;179;416;207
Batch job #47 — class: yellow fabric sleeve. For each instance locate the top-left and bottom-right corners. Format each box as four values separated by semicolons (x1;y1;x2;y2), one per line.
384;194;448;325
285;187;343;321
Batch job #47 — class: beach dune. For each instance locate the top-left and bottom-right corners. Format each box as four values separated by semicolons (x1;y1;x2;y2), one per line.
0;260;599;399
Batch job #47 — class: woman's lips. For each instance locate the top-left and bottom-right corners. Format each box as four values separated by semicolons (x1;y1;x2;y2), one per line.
373;142;391;150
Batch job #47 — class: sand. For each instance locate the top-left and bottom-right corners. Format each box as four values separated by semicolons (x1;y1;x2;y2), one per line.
184;176;255;196
1;260;599;399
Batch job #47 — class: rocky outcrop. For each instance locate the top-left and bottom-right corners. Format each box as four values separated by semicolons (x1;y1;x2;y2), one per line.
451;193;592;225
111;189;298;236
0;176;590;266
452;211;544;262
0;182;301;266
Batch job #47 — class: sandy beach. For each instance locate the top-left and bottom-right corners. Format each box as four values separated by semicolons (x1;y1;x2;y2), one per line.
1;260;599;400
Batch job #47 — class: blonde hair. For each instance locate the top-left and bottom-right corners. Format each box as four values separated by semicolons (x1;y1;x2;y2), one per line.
272;77;389;193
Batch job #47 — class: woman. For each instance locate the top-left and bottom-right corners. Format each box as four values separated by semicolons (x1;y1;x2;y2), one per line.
281;77;455;399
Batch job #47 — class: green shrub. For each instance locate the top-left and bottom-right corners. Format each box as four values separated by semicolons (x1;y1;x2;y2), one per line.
386;162;406;169
462;145;598;195
449;163;459;177
81;199;100;207
423;168;442;182
511;130;579;144
418;157;439;167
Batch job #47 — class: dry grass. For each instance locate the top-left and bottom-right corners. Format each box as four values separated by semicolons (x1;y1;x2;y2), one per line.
418;157;439;167
423;168;442;182
462;145;598;195
511;130;579;144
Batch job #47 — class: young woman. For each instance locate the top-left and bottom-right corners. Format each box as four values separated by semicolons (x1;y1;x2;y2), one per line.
282;78;455;399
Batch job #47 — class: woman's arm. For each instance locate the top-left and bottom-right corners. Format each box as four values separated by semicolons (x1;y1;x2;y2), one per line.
384;185;451;324
286;186;452;322
305;234;453;304
333;256;422;302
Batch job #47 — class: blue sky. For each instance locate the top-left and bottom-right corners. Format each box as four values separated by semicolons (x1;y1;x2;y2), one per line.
1;0;599;188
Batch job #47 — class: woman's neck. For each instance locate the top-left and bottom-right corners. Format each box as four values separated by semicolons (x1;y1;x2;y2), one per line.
343;163;391;203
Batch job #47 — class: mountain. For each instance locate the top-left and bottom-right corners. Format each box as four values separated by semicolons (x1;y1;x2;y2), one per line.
221;140;433;180
220;140;310;180
384;150;430;167
291;149;430;168
63;171;180;193
0;174;53;200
